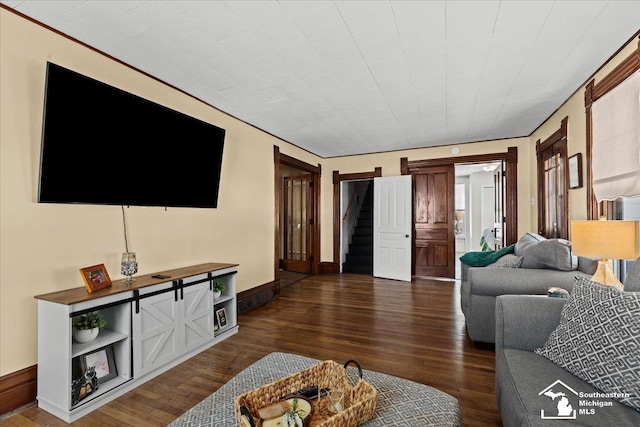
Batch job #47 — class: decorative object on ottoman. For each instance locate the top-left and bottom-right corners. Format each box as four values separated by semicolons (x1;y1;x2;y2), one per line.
235;359;376;427
571;219;640;289
257;397;313;427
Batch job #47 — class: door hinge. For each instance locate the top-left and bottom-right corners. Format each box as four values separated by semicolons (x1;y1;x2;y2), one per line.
309;256;314;262
309;181;314;187
309;218;314;225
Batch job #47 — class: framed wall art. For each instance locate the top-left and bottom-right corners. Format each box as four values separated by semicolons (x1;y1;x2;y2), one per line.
568;153;583;189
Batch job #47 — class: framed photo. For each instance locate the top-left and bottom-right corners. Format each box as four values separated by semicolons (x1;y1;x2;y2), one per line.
80;264;112;293
80;345;117;384
568;153;583;189
216;307;228;329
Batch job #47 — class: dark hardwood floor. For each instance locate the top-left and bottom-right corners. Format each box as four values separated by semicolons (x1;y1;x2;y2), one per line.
1;274;501;426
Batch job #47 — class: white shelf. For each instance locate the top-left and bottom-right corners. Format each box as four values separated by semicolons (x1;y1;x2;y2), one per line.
214;294;234;305
71;329;129;358
70;375;131;410
214;324;237;338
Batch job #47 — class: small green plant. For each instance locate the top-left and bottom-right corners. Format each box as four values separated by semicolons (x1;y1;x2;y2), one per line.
212;280;226;293
72;311;106;330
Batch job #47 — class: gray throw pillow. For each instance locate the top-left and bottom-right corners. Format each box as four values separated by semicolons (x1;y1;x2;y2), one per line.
535;277;640;412
516;238;574;271
487;254;523;268
514;232;546;249
624;257;640;292
577;256;599;275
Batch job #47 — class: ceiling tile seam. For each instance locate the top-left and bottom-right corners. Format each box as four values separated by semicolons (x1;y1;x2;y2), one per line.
466;0;501;139
390;0;425;147
355;0;412;148
547;1;607;90
330;1;406;149
444;0;449;134
271;1;338;109
491;0;554;128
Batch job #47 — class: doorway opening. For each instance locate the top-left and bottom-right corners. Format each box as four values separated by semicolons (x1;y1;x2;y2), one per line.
274;147;321;294
332;167;382;275
340;179;374;274
454;162;506;280
402;147;518;281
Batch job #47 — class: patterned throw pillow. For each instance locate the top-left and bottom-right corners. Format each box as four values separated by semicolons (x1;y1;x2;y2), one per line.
487;254;523;268
535;277;640;411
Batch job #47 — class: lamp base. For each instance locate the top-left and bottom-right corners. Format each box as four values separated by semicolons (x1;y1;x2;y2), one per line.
591;259;623;290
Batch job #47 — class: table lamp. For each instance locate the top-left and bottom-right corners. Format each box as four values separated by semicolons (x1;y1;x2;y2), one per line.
571;219;640;289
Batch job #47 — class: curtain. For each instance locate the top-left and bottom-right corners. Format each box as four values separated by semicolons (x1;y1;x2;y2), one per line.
591;70;640;201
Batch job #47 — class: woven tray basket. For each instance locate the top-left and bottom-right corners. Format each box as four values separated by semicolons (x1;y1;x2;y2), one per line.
235;360;377;427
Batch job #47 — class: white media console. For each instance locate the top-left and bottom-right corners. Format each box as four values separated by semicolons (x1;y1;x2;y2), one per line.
35;262;238;422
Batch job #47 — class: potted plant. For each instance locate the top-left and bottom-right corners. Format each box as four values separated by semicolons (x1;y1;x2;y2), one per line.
72;311;106;343
212;280;225;299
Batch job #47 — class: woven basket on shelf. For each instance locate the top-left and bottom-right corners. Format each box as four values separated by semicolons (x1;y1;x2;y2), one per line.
235;359;377;427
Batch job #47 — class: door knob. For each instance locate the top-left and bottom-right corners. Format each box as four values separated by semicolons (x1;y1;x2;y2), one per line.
405;234;410;238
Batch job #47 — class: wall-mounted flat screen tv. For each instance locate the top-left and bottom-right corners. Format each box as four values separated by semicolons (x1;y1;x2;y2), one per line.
38;62;225;208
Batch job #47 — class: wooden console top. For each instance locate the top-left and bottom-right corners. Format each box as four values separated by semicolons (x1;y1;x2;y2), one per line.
34;262;238;305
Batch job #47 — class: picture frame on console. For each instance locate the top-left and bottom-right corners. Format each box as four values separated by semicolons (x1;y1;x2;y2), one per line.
79;264;112;293
80;345;117;384
216;308;228;328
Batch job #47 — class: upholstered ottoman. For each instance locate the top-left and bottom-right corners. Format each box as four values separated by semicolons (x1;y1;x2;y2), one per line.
170;352;461;426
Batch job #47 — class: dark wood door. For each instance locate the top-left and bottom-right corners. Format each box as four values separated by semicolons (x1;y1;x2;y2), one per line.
413;165;455;278
283;174;312;273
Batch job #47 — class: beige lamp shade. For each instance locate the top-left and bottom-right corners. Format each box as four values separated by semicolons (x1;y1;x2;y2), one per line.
571;220;639;260
571;220;639;289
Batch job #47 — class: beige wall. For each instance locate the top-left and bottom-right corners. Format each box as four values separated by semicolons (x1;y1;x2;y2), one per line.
0;10;321;375
529;36;640;233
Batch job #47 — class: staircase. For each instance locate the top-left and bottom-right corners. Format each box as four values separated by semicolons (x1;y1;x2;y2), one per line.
342;182;374;274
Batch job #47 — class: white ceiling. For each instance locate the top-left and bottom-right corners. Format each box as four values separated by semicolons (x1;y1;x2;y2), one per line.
3;1;640;157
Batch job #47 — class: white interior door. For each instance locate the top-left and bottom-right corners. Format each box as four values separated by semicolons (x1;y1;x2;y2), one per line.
373;175;412;281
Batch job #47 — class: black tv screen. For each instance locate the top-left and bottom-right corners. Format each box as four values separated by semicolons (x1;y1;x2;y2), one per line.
38;62;225;208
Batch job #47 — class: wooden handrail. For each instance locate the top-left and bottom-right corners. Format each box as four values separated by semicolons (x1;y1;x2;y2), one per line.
342;192;360;223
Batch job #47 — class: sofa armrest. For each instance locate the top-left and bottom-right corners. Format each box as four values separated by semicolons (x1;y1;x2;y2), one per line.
495;295;566;353
461;262;470;283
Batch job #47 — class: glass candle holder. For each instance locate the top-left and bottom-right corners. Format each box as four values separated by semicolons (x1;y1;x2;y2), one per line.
121;252;138;286
327;389;344;413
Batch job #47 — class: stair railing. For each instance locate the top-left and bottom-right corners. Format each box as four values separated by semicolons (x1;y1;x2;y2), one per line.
343;192;360;223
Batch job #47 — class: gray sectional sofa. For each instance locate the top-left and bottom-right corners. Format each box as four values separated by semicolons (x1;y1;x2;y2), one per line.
460;233;596;344
495;258;640;426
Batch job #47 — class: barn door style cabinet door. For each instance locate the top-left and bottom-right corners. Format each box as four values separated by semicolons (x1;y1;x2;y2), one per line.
133;271;238;376
35;263;238;423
